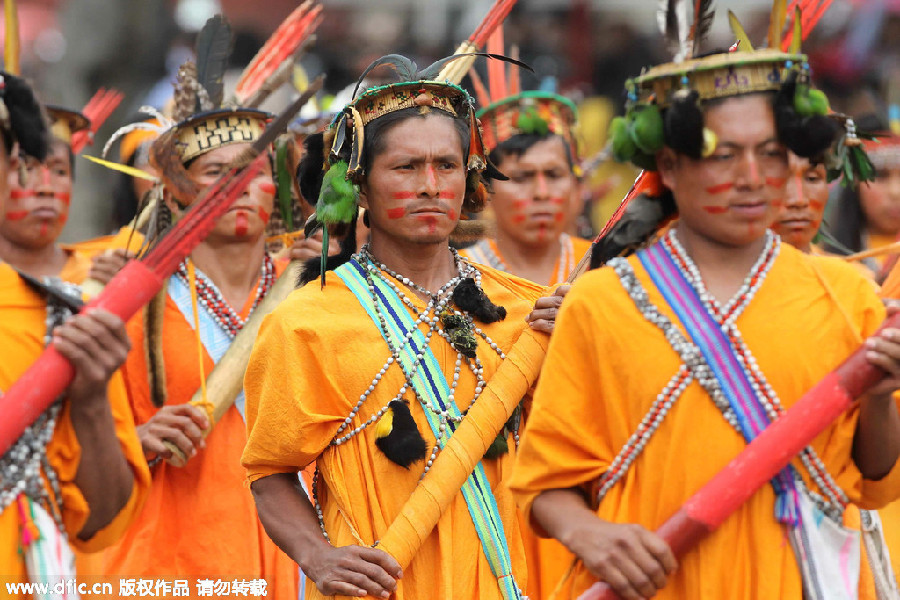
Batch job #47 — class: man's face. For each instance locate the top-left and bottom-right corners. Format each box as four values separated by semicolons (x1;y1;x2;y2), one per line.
0;140;72;249
491;136;578;247
658;94;789;248
359;113;466;245
772;152;827;250
183;142;276;242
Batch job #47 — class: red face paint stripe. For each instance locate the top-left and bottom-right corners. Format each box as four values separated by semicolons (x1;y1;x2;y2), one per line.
257;207;271;225
258;182;276;195
390;192;416;200
4;211;29;221
438;191;456;200
55;193;71;205
9;189;32;200
765;177;787;188
234;212;249;236
705;182;734;195
447;209;457;221
39;223;48;237
512;200;528;209
554;212;564;222
809;200;825;211
702;206;729;214
512;214;526;223
387;207;406;219
550;197;566;205
770;198;784;207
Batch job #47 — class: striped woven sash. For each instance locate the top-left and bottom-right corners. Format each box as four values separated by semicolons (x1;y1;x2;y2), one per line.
336;259;523;600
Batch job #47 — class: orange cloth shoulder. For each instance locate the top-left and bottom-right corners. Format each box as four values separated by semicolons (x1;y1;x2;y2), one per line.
0;263;150;587
64;227;145;259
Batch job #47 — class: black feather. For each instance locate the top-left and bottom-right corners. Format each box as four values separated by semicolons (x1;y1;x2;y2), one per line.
298;132;326;206
352;54;418;99
374;401;428;469
195;15;233;108
692;0;716;57
417;52;534;81
452;278;506;324
1;72;49;160
590;191;678;269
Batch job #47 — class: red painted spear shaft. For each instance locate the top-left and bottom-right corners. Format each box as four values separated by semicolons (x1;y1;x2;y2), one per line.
0;79;322;458
579;312;898;600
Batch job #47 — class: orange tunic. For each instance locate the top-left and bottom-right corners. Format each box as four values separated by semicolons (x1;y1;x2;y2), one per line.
242;265;545;600
0;262;150;598
65;226;145;259
510;244;900;599
461;235;593;287
101;260;297;600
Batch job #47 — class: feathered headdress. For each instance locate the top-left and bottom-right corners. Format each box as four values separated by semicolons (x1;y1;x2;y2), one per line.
468;27;578;159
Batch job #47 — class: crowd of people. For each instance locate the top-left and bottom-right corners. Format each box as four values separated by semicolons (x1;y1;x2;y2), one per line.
6;1;900;600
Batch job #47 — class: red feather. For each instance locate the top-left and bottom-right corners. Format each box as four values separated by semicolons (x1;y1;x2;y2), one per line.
234;0;322;104
470;0;518;48
71;88;124;154
486;28;506;103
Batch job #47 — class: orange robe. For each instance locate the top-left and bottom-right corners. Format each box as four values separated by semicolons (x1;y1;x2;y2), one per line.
242;265;545;600
509;243;900;599
0;262;150;598
461;235;593;287
101;260;297;600
65;226;145;259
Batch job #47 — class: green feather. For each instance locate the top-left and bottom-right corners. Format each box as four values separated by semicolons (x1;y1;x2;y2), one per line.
275;139;294;231
316;160;359;225
516;107;550;136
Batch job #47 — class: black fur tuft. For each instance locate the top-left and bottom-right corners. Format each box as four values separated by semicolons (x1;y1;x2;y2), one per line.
663;89;704;159
375;401;427;468
590;190;678;269
452;278;506;323
1;72;49;160
774;75;838;160
297;132;326;206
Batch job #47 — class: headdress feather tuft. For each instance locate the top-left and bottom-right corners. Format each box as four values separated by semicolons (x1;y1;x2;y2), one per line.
194;15;233;109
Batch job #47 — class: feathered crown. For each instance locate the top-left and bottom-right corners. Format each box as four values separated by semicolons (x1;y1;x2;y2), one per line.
45;106;90;145
469;28;577;155
608;0;873;185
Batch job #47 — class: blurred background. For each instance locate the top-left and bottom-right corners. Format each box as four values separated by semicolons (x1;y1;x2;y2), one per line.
0;0;893;241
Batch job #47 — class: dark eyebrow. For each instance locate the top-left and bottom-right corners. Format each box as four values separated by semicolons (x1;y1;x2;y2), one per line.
716;138;781;151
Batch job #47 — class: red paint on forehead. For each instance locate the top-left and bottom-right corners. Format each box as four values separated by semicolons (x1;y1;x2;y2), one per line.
4;210;28;221
705;182;734;195
387;207;406;219
257;206;271;225
765;177;787;188
391;192;416;200
702;205;729;214
258;181;276;195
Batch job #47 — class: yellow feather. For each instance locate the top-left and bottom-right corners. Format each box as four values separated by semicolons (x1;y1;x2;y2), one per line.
374;406;394;439
4;0;19;75
84;155;161;182
789;6;803;54
768;0;787;49
728;11;754;52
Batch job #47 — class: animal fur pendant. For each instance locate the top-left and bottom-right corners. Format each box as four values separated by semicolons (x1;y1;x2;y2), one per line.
374;400;427;468
440;311;478;358
452;278;506;324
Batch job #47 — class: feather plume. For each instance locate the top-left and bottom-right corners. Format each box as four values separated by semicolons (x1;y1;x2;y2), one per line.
172;62;200;122
767;0;787;48
4;0;20;75
195;15;233;109
85;155;161;181
470;0;518;47
728;11;754;52
352;54;418;98
690;0;715;58
658;0;690;62
486;29;506;103
508;45;521;95
468;69;491;109
233;1;322;105
71;88;124;154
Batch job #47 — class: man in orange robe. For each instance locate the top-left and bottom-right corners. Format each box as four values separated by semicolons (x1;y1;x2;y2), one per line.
510;35;900;600
100;70;296;599
0;71;149;599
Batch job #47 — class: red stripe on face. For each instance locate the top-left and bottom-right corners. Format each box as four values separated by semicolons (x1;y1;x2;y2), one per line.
258;181;276;195
512;200;528;210
512;214;526;223
705;182;734;195
391;192;416;200
55;192;71;206
5;210;28;221
554;212;564;222
438;191;456;200
447;209;457;221
770;198;784;208
235;211;249;236
809;199;825;211
9;188;32;200
416;215;437;234
702;205;729;214
387;207;406;219
550;197;566;205
257;206;271;225
39;223;48;237
765;177;787;188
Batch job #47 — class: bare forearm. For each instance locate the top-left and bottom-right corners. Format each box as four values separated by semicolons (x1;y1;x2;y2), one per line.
532;488;602;556
250;472;331;572
70;394;134;540
853;393;900;480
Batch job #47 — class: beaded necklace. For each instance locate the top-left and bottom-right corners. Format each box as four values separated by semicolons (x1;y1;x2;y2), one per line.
600;230;847;518
173;255;276;339
470;233;574;285
315;244;511;543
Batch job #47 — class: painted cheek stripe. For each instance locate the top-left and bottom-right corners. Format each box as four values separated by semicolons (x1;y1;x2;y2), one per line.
705;182;734;195
258;182;276;195
809;199;825;211
447;209;458;221
4;211;29;221
55;193;71;206
702;205;728;214
9;188;32;200
387;207;406;219
390;192;416;200
765;177;787;188
257;207;271;225
438;191;456;200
